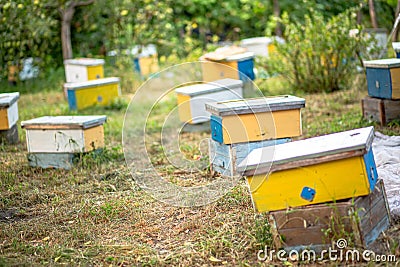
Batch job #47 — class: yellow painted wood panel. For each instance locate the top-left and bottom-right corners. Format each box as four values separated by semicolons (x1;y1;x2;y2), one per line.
247;156;370;213
0;108;9;130
84;125;104;152
177;94;192;123
201;61;239;82
87;65;104;80
221;109;301;144
139;56;159;76
75;83;119;110
390;68;400;99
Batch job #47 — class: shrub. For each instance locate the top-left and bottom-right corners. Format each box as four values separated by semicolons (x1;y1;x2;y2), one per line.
268;9;375;93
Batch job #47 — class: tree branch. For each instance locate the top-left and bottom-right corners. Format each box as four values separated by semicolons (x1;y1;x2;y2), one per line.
72;0;95;8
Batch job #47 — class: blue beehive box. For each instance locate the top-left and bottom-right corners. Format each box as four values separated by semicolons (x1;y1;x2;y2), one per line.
364;58;400;100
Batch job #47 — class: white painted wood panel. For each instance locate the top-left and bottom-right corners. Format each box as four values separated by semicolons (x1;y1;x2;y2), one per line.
190;87;243;124
65;65;88;83
26;129;85;153
6;101;18;128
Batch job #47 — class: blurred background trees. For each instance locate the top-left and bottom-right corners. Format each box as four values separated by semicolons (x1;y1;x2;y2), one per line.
1;0;400;92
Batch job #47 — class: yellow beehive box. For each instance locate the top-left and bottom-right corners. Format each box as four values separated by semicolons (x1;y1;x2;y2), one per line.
238;127;378;213
205;95;305;144
64;58;105;83
64;77;120;110
0;92;20;130
201;52;255;82
175;78;243;124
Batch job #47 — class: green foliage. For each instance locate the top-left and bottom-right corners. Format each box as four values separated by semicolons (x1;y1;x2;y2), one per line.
0;0;60;79
268;9;372;93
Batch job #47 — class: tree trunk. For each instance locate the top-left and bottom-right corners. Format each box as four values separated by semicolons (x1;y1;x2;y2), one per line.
356;9;362;25
393;0;400;41
368;0;379;28
273;0;282;37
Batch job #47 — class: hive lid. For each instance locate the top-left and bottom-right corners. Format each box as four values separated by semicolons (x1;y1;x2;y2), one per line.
64;58;105;66
237;126;374;176
205;95;305;116
363;58;400;68
0;92;20;108
223;51;255;62
64;77;120;90
175;78;243;96
21;115;107;129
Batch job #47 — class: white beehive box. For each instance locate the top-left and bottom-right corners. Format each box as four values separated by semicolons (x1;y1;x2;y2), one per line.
64;58;105;83
21;115;107;153
175;78;243;124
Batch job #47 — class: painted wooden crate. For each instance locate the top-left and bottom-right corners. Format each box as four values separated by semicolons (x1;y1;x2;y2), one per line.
237;126;378;213
364;58;400;100
201;52;255;82
0;92;20;144
362;96;400;126
175;78;243;124
133;56;159;77
268;179;391;251
205;95;305;145
392;42;400;58
64;77;120;110
64;58;104;83
21;116;107;169
209;137;291;177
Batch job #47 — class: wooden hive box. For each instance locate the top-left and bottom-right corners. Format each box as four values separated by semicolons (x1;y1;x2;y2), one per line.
392;42;400;58
364;58;400;100
238;127;378;213
175;78;243;124
209;137;291;177
201;52;255;82
0;92;20;144
362;96;400;126
64;58;105;83
205;95;305;145
133;55;159;77
64;77;120;110
21;116;107;169
269;179;391;251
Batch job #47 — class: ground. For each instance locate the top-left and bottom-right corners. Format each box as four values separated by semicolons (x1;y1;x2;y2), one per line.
0;69;400;266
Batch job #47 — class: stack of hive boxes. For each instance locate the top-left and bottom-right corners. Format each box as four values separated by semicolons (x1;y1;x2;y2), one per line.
205;95;305;177
21;115;107;169
63;58;120;110
362;58;400;126
0;92;20;144
237;126;391;251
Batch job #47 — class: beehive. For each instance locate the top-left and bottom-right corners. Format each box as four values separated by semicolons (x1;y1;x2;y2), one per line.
132;44;159;77
0;92;20;144
269;179;390;251
238;127;378;213
364;58;400;100
21;116;107;169
205;95;305;145
64;58;105;83
201;52;255;82
175;78;243;124
392;42;400;58
362;96;400;126
209;137;291;176
64;77;120;110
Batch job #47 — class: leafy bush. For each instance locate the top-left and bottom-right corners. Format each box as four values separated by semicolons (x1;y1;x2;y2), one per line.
268;9;374;93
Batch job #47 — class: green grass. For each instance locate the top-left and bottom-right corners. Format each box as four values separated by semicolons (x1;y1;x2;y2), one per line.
0;65;399;266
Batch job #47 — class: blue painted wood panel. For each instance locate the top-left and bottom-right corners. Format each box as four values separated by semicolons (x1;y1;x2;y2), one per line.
366;68;392;99
67;90;77;110
210;115;223;144
28;153;74;170
238;59;255;81
363;148;378;192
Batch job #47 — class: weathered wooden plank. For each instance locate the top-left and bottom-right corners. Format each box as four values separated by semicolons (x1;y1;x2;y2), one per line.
362;96;400;126
21;116;107;130
269;180;390;250
28;153;74;170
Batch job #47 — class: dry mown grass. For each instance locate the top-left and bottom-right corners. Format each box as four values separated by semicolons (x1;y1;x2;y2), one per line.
1;73;400;266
